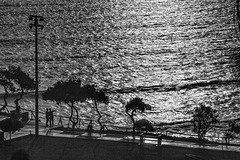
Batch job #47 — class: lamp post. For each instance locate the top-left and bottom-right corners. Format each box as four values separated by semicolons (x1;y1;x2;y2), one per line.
29;15;44;136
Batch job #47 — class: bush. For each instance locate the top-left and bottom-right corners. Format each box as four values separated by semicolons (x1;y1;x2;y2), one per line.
192;104;218;140
0;118;23;133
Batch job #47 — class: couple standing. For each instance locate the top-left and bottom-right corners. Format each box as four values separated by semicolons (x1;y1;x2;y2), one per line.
46;108;55;128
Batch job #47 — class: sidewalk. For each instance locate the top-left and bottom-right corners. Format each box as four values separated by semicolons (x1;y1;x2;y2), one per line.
1;116;240;153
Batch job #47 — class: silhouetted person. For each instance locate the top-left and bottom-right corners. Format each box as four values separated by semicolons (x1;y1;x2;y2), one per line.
58;116;63;127
11;149;30;160
49;109;56;128
49;109;52;127
87;120;93;131
45;108;50;127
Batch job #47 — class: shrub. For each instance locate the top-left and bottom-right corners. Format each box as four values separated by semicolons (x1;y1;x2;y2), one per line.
192;104;218;141
0;118;23;139
125;97;151;133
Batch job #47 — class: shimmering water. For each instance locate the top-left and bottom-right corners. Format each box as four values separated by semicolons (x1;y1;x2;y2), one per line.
0;0;240;135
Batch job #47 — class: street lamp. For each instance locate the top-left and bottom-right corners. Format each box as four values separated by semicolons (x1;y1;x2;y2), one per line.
29;15;44;136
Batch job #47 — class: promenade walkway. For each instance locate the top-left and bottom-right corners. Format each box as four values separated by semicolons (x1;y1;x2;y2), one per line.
1;115;240;154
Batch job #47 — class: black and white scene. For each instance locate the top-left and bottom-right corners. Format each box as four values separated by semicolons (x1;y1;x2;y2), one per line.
1;0;240;159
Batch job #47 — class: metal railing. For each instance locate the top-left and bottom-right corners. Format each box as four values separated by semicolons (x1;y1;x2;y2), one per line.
2;104;240;146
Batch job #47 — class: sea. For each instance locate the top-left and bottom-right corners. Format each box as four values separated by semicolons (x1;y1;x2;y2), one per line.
0;0;240;139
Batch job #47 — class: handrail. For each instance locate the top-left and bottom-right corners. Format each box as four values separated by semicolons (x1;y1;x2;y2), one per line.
2;104;240;143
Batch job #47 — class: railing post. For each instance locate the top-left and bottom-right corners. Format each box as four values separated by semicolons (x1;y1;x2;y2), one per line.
58;116;63;127
125;128;129;142
157;134;162;147
67;118;70;128
78;118;81;128
139;133;144;147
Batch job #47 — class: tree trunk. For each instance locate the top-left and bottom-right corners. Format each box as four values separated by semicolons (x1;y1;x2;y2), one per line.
14;88;24;112
69;106;74;129
68;103;78;131
94;100;103;132
126;109;136;134
131;110;136;134
0;87;9;112
68;105;73;128
197;131;205;145
72;105;79;130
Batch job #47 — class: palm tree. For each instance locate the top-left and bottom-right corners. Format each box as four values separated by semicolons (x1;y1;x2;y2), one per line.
125;97;151;133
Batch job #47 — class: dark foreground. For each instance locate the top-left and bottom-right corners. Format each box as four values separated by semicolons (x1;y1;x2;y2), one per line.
1;135;240;160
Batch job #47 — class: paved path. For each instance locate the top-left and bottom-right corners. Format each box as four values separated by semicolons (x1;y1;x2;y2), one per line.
1;116;240;153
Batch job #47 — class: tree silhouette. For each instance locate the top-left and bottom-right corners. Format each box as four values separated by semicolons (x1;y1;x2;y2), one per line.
135;119;155;133
125;97;151;133
0;118;23;139
230;50;240;79
192;104;218;141
0;66;34;114
42;78;84;130
81;84;108;132
10;66;35;112
229;120;240;134
93;91;108;132
223;120;240;144
231;0;240;78
0;68;15;112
